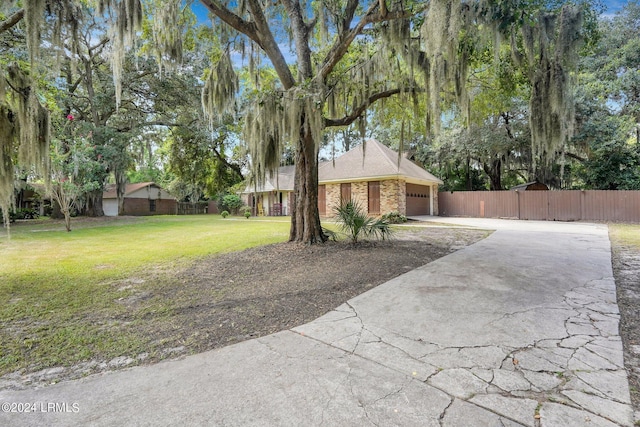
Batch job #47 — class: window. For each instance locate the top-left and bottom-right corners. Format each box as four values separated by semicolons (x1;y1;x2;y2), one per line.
368;181;380;214
149;199;156;212
340;183;351;203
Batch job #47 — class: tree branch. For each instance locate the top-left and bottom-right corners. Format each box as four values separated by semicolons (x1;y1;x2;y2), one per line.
317;3;422;82
280;0;313;79
199;0;258;39
245;0;296;88
0;8;24;34
317;1;378;82
564;152;586;162
115;120;185;133
200;0;296;89
211;143;243;179
324;87;421;127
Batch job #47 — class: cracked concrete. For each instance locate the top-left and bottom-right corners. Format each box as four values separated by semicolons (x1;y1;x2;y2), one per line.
0;218;633;426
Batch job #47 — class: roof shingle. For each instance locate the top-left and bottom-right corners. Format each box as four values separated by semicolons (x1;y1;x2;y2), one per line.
243;139;442;193
318;139;442;184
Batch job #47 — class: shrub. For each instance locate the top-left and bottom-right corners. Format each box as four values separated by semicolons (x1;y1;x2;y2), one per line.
0;209;16;224
381;211;407;224
16;208;39;220
244;209;251;219
221;210;229;218
322;227;338;242
219;194;243;214
333;199;393;243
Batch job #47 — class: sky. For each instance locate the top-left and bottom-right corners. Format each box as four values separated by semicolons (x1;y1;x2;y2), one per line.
189;0;632;65
190;1;632;23
603;0;629;13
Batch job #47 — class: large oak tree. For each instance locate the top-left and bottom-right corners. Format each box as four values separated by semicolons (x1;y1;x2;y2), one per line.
2;0;590;241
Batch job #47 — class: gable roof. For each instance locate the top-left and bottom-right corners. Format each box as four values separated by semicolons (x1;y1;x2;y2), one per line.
103;182;163;199
243;165;296;193
242;139;442;193
318;139;443;185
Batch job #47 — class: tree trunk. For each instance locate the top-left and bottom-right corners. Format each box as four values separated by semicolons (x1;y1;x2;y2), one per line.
115;168;127;216
289;116;325;243
50;200;64;219
483;157;503;191
63;210;72;232
85;189;105;217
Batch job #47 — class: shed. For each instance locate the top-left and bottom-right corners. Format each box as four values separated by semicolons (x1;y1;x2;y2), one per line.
510;181;549;191
103;182;177;216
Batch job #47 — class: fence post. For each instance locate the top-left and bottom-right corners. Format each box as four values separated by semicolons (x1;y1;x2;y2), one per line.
546;191;550;221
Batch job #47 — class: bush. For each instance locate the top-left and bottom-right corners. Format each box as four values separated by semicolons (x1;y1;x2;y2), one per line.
244;208;251;219
220;194;243;214
0;209;16;224
381;211;407;224
333;199;393;243
221;211;229;218
0;208;39;223
15;208;39;220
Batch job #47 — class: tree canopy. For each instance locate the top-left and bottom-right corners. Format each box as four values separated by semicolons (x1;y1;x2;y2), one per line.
1;0;637;240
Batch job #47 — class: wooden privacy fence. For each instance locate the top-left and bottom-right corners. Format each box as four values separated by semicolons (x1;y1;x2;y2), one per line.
177;202;208;215
438;190;640;222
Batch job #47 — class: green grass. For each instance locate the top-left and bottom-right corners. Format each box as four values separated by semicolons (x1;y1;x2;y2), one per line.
0;215;289;375
609;223;640;250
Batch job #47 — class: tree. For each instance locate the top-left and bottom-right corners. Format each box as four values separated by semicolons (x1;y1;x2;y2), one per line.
600;0;640;141
199;0;549;242
2;0;591;243
48;114;105;231
0;62;50;232
555;1;640;190
199;0;424;243
0;1;119;227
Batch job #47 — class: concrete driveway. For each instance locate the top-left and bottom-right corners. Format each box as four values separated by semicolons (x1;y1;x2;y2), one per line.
0;218;633;426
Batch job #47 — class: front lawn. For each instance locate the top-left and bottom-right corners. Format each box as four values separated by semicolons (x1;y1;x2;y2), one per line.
0;215;290;377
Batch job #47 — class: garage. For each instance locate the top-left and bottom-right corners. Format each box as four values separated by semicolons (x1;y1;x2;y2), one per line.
406;183;432;216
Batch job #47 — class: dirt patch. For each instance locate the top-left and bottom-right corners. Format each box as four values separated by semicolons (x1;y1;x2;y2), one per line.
0;226;489;390
611;241;640;419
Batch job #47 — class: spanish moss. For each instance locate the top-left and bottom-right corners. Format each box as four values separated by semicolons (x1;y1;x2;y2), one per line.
202;50;238;128
243;85;325;186
100;0;143;108
0;64;50;233
150;0;183;74
514;5;582;166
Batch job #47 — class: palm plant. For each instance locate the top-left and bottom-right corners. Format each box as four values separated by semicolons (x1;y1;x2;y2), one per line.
333;199;393;243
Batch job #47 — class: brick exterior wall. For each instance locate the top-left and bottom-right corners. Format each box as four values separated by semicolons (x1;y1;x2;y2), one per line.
380;179;407;215
325;183;340;216
323;179;407;217
433;190;439;215
122;198;177;216
351;181;368;206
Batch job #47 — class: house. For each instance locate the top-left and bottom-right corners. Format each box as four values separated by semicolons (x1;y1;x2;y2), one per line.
242;139;443;217
103;182;177;216
242;165;295;216
318;139;443;216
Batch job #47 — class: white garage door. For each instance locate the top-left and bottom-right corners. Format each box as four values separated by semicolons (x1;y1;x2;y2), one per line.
103;199;118;216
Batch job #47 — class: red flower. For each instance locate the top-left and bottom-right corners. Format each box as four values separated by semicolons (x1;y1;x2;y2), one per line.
67;114;74;121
